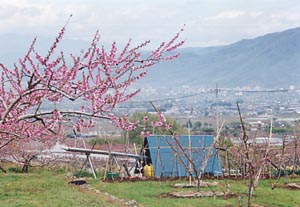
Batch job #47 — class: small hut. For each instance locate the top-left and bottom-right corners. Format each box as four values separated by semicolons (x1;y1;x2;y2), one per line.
138;135;222;178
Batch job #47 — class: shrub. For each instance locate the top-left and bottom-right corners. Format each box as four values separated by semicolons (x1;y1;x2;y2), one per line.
8;166;23;173
73;170;95;178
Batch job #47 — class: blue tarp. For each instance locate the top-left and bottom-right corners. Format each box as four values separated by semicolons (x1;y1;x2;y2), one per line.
145;135;223;178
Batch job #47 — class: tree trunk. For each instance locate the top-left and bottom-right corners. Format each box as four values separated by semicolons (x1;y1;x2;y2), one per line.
21;155;36;173
247;180;255;207
22;159;30;173
197;175;201;192
0;165;7;173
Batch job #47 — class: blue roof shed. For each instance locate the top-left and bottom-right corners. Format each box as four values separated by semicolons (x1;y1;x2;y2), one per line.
143;135;222;178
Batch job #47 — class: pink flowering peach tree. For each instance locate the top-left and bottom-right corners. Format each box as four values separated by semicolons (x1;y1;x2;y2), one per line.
0;18;184;165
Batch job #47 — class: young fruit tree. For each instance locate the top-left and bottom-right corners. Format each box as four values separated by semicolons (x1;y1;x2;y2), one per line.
0;16;184;170
148;101;223;193
235;102;273;207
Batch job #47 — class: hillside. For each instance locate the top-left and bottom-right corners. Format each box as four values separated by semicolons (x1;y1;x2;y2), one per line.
142;27;300;89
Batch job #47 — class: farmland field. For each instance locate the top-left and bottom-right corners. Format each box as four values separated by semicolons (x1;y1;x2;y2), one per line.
0;168;300;207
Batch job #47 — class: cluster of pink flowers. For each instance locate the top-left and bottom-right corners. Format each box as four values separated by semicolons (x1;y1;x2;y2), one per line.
0;19;183;158
140;131;152;138
139;113;173;139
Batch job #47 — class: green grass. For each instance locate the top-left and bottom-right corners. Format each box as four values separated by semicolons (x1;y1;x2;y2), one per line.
92;179;237;207
92;180;231;207
0;169;117;207
91;177;300;207
1;168;299;207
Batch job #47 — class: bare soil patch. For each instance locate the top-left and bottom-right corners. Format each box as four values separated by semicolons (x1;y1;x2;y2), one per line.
174;181;218;188
164;191;236;198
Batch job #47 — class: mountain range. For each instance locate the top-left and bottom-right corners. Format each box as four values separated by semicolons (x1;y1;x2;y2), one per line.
141;27;300;89
1;27;300;89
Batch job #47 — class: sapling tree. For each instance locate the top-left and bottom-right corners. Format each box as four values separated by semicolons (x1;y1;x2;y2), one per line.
3;128;57;173
0;16;184;168
235;102;273;207
147;101;223;193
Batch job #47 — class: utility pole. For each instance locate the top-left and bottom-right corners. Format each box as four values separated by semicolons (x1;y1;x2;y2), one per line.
188;108;193;185
216;84;219;136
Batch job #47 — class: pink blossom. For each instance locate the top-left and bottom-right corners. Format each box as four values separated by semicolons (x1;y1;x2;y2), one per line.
143;115;149;122
165;123;172;130
0;20;183;158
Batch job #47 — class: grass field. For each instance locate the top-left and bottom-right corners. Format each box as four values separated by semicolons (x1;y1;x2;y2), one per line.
0;168;300;207
92;177;300;207
0;169;118;207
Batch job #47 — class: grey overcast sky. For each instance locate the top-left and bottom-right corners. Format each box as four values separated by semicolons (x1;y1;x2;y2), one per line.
1;0;300;48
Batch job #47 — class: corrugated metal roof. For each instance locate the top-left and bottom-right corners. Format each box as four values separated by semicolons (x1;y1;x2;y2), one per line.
145;135;222;177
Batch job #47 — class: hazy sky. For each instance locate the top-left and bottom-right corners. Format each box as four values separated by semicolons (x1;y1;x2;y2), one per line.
1;0;300;48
